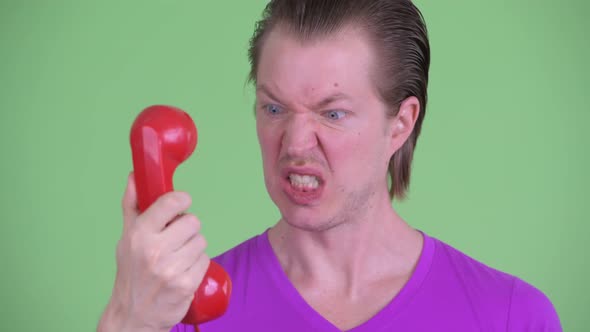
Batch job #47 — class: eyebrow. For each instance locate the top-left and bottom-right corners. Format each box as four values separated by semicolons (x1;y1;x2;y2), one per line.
256;84;351;110
256;85;282;104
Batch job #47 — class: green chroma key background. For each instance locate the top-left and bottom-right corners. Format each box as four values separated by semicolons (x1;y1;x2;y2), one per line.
0;1;588;331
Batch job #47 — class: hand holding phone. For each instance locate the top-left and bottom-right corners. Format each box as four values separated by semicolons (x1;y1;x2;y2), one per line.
129;105;232;326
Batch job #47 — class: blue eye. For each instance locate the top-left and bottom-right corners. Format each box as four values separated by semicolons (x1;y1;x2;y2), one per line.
264;104;283;116
324;110;346;120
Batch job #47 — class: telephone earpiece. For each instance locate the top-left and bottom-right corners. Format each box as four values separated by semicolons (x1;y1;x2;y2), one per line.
130;105;232;326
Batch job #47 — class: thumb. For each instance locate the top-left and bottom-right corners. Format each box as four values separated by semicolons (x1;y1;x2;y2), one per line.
121;171;139;227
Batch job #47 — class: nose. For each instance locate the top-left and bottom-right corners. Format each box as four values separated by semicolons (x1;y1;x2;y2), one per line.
282;113;319;156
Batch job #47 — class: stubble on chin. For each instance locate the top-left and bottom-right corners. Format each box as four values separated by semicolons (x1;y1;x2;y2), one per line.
281;184;376;233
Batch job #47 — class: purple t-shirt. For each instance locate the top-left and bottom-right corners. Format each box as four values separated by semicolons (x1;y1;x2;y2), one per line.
172;230;561;331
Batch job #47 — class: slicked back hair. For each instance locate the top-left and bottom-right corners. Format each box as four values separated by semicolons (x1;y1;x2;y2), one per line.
248;0;430;200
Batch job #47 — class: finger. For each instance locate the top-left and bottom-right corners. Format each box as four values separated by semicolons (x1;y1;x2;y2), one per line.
184;253;211;292
167;233;208;274
174;253;210;300
160;214;202;253
121;172;139;227
159;236;208;304
139;191;192;232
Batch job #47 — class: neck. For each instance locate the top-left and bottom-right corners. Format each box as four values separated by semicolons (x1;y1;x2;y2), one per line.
268;190;423;298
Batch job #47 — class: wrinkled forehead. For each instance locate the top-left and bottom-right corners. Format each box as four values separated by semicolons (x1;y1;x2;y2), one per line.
256;25;378;104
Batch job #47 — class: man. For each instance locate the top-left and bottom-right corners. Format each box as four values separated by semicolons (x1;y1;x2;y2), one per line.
98;1;562;331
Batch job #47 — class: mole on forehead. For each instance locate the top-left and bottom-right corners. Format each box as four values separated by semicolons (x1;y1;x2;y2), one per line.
306;82;340;94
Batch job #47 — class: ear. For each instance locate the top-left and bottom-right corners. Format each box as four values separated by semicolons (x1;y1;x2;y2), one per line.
387;96;420;156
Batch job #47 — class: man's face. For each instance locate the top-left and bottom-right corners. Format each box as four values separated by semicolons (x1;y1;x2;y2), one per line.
255;26;397;231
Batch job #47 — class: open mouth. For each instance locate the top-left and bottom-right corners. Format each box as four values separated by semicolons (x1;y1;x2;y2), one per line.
288;173;320;191
281;171;325;205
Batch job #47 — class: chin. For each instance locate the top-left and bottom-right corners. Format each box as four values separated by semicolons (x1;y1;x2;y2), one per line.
283;218;336;232
268;183;344;232
279;205;342;233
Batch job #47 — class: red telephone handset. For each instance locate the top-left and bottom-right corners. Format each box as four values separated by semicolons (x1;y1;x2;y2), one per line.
129;105;232;326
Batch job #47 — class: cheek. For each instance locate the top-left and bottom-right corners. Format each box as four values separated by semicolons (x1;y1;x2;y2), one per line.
327;131;364;173
332;131;387;176
257;127;280;171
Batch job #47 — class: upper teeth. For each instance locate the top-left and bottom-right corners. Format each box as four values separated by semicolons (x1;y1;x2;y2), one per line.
289;174;319;189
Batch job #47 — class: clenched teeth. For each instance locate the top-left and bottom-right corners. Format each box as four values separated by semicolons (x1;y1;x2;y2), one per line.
289;174;319;190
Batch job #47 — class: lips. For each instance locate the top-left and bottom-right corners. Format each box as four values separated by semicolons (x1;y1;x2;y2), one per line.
280;166;325;205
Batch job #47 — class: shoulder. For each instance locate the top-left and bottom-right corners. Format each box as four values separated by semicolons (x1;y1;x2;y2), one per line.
210;229;269;278
431;237;561;331
506;277;562;331
212;234;258;267
434;238;516;294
